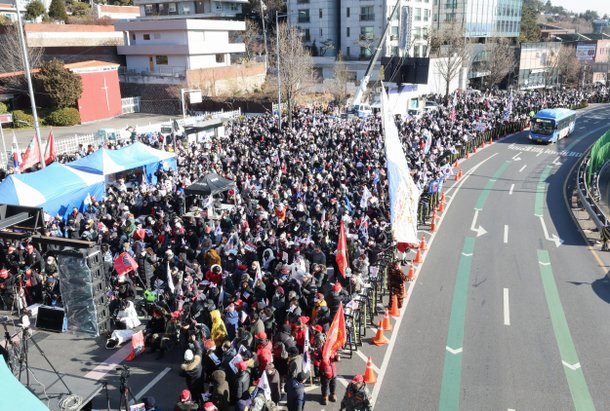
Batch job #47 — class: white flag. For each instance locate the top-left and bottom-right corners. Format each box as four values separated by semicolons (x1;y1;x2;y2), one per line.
255;366;272;400
166;261;175;294
360;186;372;209
381;85;421;245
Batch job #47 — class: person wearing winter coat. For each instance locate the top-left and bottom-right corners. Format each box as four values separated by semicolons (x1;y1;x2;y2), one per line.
341;374;372;411
387;261;408;308
209;369;230;410
180;348;203;403
254;332;273;374
232;361;251;405
286;371;307;411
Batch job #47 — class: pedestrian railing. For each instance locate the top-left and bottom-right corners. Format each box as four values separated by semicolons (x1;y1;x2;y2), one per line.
577;147;609;230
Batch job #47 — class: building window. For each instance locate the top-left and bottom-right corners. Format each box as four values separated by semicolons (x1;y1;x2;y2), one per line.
297;0;309;3
216;54;225;63
414;7;421;21
168;2;177;13
424;9;430;21
298;9;310;23
390;25;399;40
346;7;350;17
131;33;136;41
143;33;151;40
154;33;161;39
302;28;310;41
155;55;168;64
182;4;190;13
347;27;350;37
319;28;323;36
319;8;322;18
360;47;372;58
360;26;374;41
391;46;399;56
360;6;374;21
144;4;153;15
346;47;351;57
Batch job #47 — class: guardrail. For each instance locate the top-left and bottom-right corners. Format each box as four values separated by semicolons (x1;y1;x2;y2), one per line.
577;147;608;230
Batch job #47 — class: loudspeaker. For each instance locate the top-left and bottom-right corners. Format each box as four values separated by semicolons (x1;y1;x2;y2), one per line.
36;305;67;332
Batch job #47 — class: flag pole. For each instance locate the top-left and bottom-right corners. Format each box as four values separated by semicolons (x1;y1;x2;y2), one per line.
0;121;6;169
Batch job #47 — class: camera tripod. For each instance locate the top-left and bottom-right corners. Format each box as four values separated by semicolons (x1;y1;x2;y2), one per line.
118;364;137;411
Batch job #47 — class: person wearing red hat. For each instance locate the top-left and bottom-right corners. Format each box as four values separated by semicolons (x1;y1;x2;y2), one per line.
203;402;218;411
340;374;372;411
173;389;198;411
232;360;250;405
255;331;273;374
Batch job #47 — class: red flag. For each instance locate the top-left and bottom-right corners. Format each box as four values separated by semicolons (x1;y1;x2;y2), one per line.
44;130;56;165
335;221;348;278
19;136;42;172
322;302;346;363
114;252;139;275
126;330;145;361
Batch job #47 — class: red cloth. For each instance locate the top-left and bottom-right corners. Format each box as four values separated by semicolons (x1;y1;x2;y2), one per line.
206;269;222;285
20;136;42;172
44;130;56;165
256;340;273;373
114;252;139;275
335;221;348;278
322;303;346;364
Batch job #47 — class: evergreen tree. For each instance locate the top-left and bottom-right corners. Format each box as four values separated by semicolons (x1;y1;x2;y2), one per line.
25;0;46;21
519;1;541;43
35;59;83;108
48;0;68;22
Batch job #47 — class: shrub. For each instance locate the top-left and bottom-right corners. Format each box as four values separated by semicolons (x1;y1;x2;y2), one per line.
46;107;81;126
0;102;7;114
12;110;34;128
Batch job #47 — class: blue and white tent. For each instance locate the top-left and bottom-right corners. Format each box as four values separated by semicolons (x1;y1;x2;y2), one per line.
68;142;177;183
0;163;105;218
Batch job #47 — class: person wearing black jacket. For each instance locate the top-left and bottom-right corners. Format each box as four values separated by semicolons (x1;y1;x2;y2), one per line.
286;371;307;411
180;348;203;404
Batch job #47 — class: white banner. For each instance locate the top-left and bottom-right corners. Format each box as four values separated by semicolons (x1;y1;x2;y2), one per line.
381;86;420;245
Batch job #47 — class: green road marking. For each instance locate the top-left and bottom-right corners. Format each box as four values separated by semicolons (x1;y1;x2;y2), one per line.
537;250;595;411
535;165;552;216
439;237;475;411
475;161;511;210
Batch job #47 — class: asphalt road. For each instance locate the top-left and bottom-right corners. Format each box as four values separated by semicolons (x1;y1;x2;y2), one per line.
375;105;610;411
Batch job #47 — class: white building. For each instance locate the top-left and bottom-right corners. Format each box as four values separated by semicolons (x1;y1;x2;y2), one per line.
133;0;248;20
116;18;245;82
286;0;433;60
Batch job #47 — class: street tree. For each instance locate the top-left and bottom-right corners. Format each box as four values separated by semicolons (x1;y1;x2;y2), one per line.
555;46;581;86
48;0;68;22
35;58;83;108
242;18;261;61
25;0;46;21
430;22;468;98
519;0;541;43
274;22;315;128
480;38;515;88
67;0;91;16
329;51;350;104
0;24;45;90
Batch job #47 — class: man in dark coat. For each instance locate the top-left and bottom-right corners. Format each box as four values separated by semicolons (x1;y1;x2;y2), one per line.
286;371;307;411
180;348;203;402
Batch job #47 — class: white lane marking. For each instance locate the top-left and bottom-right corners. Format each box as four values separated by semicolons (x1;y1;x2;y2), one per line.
508;409;516;411
519;164;527;173
370;153;498;407
503;288;510;326
538;215;563;248
562;361;581;371
539;261;551;266
446;346;463;355
470;208;487;237
552;156;561;166
536;150;543;157
512;152;522;161
84;343;133;380
135;367;171;400
509;184;514;195
355;350;381;374
461;252;473;257
503;225;509;244
337;376;349;387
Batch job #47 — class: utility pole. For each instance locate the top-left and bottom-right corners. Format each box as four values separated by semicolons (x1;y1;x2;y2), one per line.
259;0;269;70
14;0;44;168
276;11;282;132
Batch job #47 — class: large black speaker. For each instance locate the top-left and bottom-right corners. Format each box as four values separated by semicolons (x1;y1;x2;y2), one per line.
36;305;67;332
381;57;430;85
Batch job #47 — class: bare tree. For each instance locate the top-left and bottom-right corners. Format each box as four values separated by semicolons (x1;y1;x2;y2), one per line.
555;46;581;86
274;22;315;128
0;24;45;90
479;38;515;88
241;19;261;62
429;22;468;98
329;51;350;104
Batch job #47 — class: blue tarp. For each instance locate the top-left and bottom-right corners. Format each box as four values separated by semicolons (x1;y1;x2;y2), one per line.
68;142;177;183
0;163;105;218
0;356;50;410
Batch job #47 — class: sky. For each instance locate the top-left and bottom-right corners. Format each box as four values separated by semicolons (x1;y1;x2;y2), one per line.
549;0;610;17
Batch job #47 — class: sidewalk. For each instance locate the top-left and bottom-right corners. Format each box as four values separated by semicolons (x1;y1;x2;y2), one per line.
5;112;176;147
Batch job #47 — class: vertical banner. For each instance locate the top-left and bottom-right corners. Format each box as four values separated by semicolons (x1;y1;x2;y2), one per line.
399;6;410;51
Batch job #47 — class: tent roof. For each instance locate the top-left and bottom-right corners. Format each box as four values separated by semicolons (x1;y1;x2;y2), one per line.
185;173;235;196
68;142;176;175
0;163;105;208
0;357;48;410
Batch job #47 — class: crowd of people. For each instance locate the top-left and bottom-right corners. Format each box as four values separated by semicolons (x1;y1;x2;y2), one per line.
0;85;609;411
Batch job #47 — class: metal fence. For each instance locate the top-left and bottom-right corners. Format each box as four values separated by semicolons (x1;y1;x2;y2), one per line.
578;148;609;230
121;97;141;114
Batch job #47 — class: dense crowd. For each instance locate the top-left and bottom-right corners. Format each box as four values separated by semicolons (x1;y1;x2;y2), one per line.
0;85;609;411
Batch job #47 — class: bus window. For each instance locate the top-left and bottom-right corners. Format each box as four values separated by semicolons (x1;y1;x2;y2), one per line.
531;119;554;135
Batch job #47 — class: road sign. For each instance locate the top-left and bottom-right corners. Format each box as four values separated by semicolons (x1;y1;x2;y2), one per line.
0;114;13;124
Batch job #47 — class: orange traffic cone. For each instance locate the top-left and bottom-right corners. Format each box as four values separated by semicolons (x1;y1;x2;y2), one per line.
453;159;459;168
364;356;377;384
441;192;446;204
431;211;437;232
458;169;463;179
381;309;393;331
371;320;389;346
419;235;427;251
413;247;423;264
454;171;460;182
473;145;477;153
407;263;415;282
466;151;469;159
389;295;400;317
438;197;445;212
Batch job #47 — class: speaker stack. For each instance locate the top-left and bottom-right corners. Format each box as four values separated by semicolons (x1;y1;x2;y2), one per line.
56;246;111;336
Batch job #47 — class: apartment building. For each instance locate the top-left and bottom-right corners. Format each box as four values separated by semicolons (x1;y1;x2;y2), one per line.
133;0;247;20
433;0;522;38
287;0;433;60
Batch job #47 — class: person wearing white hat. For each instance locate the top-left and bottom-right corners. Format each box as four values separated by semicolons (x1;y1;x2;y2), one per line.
180;348;203;404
